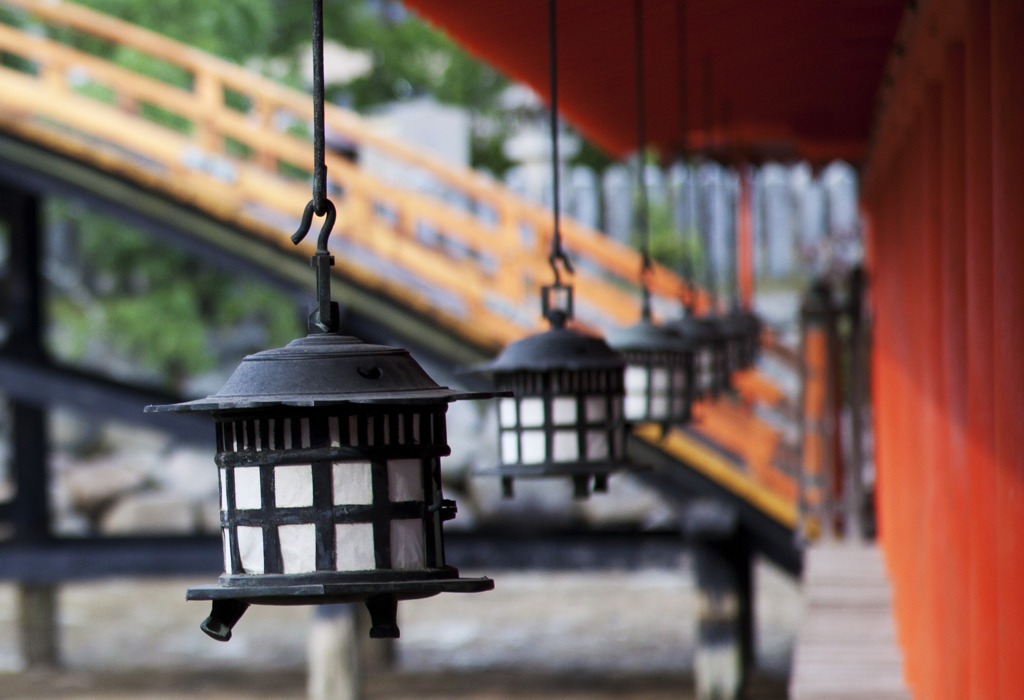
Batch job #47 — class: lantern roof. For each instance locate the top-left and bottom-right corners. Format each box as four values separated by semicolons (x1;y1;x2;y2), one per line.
476;327;625;374
606;318;694;354
146;333;496;413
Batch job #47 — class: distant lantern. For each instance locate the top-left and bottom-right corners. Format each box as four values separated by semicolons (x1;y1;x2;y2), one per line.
476;283;629;499
606;319;694;429
666;313;729;399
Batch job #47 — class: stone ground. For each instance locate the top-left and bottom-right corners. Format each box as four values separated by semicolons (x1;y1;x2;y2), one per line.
0;564;800;699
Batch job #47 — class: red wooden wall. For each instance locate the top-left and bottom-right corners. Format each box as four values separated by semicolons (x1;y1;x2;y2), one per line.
861;0;1023;696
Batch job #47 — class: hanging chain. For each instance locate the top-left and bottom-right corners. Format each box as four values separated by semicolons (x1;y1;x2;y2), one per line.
635;0;653;320
547;0;573;286
291;0;337;333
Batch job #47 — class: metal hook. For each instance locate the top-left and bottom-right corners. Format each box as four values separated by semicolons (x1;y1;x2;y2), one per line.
291;199;338;333
291;198;336;253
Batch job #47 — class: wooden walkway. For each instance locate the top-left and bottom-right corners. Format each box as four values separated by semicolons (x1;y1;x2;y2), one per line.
789;542;910;699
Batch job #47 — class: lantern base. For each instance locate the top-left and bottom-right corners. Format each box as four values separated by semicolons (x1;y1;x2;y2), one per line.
187;575;493;641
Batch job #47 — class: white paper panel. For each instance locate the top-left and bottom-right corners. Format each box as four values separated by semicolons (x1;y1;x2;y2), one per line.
552;396;577;425
333;462;373;505
267;419;276;450
411;413;421;443
283;418;293;449
521;430;546;464
219;469;228;511
222;529;232;574
388;459;422;501
520;398;545;427
585;396;607;422
651;395;669;418
673;369;687;392
390;519;425;569
499;398;518;428
275;465;312;508
553;430;579;461
625;365;648;392
233;467;262;510
254;420;263;451
237;526;265;574
501;431;519;464
652;368;669;392
625;394;647;420
348;416;359;446
300;418;310;448
335;522;376;571
329;417;341;447
587;431;610;461
279;523;317;574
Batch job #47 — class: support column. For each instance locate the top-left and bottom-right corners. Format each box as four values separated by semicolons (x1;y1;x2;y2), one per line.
685;501;753;700
991;2;1024;695
964;1;997;696
0;184;58;668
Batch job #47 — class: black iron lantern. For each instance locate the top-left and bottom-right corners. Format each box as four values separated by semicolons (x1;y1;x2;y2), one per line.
606;319;694;428
722;306;761;372
477;283;628;499
666;313;729;399
146;1;495;642
605;1;696;431
473;0;629;500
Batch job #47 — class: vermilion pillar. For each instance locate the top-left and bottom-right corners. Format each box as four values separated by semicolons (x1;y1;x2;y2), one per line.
964;0;997;696
940;42;967;700
991;1;1024;696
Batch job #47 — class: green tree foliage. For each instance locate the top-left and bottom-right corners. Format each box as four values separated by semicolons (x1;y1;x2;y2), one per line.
46;199;303;392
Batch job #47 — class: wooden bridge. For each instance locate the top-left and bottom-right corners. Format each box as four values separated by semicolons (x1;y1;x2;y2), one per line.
0;1;825;692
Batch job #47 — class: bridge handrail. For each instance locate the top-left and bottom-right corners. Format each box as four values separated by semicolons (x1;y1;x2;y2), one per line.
0;0;701;333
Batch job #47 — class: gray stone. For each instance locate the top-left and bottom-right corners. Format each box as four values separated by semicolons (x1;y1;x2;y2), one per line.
99;491;199;535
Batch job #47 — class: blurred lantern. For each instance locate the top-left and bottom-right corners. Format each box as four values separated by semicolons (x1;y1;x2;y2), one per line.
474;0;629;500
606;0;695;431
146;0;495;641
666;313;729;399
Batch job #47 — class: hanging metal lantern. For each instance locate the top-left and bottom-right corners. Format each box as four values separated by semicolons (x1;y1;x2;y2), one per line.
666;313;729;399
476;283;628;499
606;318;694;429
145;1;497;639
147;327;496;641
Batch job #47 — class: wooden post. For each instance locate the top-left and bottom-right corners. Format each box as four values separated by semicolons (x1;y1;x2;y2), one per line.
685;501;753;700
307;605;362;700
0;184;59;668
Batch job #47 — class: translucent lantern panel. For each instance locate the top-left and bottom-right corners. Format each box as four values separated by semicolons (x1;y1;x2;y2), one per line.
672;368;687;393
222;529;232;574
552;397;577;425
333;461;373;505
275;465;312;508
219;469;228;511
390;519;425;569
521;430;546;464
237;526;265;574
625;394;647;420
499;398;518;428
553;430;578;462
500;431;519;464
625;365;648;393
279;523;316;574
520;398;545;427
336;522;376;571
234;467;262;510
585;396;607;423
651;368;670;393
651;396;670;418
586;431;609;461
388;460;422;501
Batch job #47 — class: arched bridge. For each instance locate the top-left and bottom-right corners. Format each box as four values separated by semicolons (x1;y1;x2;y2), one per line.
0;0;812;582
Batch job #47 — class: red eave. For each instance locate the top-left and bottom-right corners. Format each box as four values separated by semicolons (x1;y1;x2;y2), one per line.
402;0;904;165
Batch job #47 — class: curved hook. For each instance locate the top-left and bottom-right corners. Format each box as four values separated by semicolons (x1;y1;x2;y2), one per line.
291;199;337;253
548;247;574;287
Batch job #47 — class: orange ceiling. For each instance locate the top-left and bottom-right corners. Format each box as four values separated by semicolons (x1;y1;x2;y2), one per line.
401;0;904;164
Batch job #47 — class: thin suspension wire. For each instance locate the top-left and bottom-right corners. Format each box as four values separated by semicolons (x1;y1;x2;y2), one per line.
312;0;327;215
635;0;652;320
547;0;572;284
